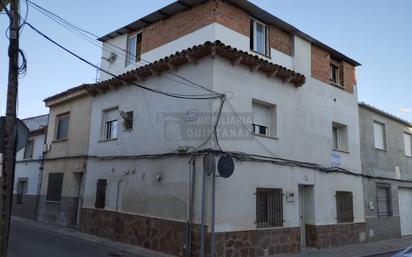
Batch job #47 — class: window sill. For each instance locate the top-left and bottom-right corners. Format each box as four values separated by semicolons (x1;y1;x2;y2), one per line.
250;49;271;59
52;139;68;143
98;138;118;143
330;82;344;89
45;200;60;204
374;147;387;152
332;149;349;154
252;133;278;140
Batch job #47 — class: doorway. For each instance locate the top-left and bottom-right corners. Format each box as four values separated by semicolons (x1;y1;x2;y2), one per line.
298;185;314;249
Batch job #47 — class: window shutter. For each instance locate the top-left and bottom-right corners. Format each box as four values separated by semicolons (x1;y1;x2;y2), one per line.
253;103;269;127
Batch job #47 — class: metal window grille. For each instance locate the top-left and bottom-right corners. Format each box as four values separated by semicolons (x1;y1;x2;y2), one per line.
336;191;354;223
95;179;107;209
123;111;133;130
24;139;34;159
46;173;63;202
377;185;392;217
256;188;283;228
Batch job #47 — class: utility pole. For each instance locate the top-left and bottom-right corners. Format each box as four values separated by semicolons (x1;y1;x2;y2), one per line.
1;0;19;256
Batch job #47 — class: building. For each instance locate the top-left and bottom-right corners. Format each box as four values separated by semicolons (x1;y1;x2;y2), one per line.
45;0;365;256
12;114;48;220
38;85;92;227
359;103;412;241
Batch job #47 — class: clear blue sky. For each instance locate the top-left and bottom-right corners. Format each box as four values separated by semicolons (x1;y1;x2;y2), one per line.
1;0;411;121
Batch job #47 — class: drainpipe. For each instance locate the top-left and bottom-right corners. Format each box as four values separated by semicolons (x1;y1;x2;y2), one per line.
210;170;216;257
200;161;207;257
186;157;196;257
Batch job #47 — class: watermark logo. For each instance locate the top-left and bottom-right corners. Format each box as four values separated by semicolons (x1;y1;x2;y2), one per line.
156;110;253;141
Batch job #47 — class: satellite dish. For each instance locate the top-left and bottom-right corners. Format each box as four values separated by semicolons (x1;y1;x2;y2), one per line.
203;153;215;176
217;155;234;178
0;117;30;153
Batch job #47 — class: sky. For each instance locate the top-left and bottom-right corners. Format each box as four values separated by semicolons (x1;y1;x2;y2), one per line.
0;0;411;121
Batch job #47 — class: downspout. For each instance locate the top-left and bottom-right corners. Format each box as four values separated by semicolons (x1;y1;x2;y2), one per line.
200;160;207;257
186;156;196;257
35;122;48;221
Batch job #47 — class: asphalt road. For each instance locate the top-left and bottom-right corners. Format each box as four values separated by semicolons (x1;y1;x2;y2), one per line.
8;221;142;257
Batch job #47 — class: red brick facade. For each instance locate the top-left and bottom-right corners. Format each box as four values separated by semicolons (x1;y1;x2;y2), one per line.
311;44;357;93
140;0;293;56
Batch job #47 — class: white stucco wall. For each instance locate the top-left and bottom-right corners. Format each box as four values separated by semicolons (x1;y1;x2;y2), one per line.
99;23;293;81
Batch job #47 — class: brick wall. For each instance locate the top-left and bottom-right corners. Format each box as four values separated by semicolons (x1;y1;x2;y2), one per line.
140;0;292;56
311;44;357;93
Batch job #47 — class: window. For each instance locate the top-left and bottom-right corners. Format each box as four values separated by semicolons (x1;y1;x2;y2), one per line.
256;188;283;228
373;121;386;150
102;108;119;140
336;191;354;223
16;178;28;204
46;173;63;202
252;101;276;137
376;184;392;217
332;122;348;151
55;113;70;140
95;179;107;209
126;33;142;66
23;139;34;159
330;63;341;85
122;111;134;130
250;19;269;56
404;133;412;157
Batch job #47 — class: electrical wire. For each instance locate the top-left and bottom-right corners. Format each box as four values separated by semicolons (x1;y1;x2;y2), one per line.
25;0;223;97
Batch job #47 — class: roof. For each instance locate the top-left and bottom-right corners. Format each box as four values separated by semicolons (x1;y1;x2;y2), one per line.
98;0;360;66
87;40;305;96
43;83;92;103
359;102;412;128
21;114;48;132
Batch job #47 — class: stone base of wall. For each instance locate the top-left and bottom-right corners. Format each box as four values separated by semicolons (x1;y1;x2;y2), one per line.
215;227;300;257
12;194;37;220
37;195;79;227
305;223;366;249
366;216;401;242
80;208;302;257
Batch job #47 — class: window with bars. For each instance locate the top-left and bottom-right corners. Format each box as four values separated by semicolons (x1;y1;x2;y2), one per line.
24;139;34;159
377;184;392;217
336;191;354;223
256;188;283;228
46;173;63;202
95;179;107;209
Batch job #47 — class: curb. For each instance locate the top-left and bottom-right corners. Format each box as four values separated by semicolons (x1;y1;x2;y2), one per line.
11;216;175;257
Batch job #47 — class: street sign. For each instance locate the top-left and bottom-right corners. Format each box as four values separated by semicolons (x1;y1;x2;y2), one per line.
0;117;30;152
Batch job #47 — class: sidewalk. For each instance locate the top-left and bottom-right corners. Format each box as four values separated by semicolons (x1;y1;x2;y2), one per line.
273;237;412;257
11;216;174;257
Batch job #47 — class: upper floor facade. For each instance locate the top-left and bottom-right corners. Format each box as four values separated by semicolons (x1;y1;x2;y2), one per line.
359;103;412;179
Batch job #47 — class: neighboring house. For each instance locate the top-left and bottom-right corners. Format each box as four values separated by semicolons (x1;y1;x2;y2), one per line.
38;85;92;227
359;103;412;241
45;0;364;256
13;114;48;220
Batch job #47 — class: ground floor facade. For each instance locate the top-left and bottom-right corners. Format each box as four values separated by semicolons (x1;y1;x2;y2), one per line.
37;158;86;227
363;178;412;241
78;154;366;256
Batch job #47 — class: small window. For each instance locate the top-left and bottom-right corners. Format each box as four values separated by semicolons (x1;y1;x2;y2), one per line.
336;191;354;223
332;122;348;151
250;19;269;56
252;101;276;137
256;188;283;228
24;139;34;159
16;178;28;204
102;108;119;140
376;184;392;217
122;111;134;130
126;33;142;66
330;63;341;85
46;173;63;202
56;113;70;140
95;179;107;209
373;121;386;150
404;133;412;157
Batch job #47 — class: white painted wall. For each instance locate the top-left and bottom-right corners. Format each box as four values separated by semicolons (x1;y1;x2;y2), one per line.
99;23;293;81
14;133;45;195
